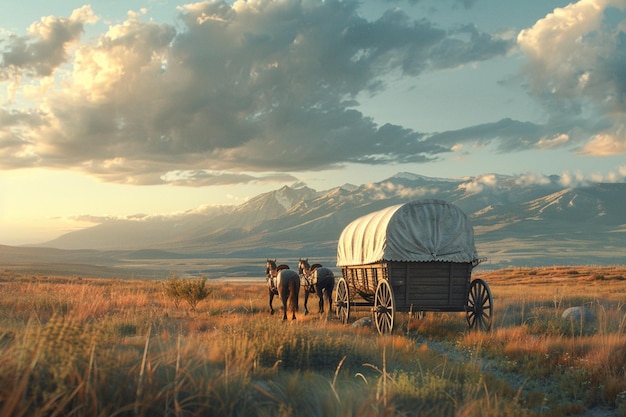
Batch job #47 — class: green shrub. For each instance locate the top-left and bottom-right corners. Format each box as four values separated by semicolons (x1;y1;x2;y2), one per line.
163;274;213;311
163;273;184;308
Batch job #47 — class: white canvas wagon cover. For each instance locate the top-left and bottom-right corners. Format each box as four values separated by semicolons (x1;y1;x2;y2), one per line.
336;199;478;266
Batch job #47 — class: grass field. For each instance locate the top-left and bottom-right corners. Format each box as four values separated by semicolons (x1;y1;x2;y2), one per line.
0;265;625;416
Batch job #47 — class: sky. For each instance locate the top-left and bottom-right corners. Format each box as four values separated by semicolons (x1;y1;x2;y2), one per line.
1;0;626;246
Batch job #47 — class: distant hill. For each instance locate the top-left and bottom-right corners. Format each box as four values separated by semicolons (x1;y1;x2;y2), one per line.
5;172;625;277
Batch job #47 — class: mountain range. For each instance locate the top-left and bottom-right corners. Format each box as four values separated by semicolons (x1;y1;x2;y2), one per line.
3;172;625;278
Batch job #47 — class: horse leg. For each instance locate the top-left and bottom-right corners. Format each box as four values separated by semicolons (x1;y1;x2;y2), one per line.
303;288;310;315
325;284;333;314
281;289;289;321
291;282;299;320
317;285;324;314
269;289;275;315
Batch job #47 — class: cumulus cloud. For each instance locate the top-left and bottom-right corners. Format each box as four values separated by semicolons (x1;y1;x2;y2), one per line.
457;173;500;193
556;167;626;187
578;131;626;155
0;5;96;77
374;180;439;199
424;0;626;158
453;168;625;193
559;171;589;187
3;0;624;189
0;1;513;186
412;0;626;162
514;173;553;186
458;172;562;193
517;0;626;156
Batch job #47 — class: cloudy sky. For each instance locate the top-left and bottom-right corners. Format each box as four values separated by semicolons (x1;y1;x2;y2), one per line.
1;0;626;245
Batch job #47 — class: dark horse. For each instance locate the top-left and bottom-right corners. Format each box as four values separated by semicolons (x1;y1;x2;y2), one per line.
298;258;335;315
265;259;300;320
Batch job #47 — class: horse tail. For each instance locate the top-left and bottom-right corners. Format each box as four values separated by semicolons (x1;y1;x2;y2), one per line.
290;275;300;314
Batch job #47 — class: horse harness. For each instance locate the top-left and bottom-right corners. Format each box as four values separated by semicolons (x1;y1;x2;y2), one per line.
266;261;289;295
300;262;325;293
266;271;278;295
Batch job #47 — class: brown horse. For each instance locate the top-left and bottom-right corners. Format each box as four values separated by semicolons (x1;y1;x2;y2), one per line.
298;258;335;315
265;259;300;320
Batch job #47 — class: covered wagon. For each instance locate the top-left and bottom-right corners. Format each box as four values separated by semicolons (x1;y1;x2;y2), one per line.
335;199;492;334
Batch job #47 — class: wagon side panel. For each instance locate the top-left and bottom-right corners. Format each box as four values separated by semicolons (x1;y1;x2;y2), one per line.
387;261;472;312
342;264;387;303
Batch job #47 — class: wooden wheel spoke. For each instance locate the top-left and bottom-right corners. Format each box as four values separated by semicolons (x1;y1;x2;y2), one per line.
479;287;490;306
466;279;493;332
374;280;395;335
335;278;350;324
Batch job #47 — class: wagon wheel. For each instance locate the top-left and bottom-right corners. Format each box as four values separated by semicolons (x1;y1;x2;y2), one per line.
335;277;350;324
373;280;395;335
466;278;493;331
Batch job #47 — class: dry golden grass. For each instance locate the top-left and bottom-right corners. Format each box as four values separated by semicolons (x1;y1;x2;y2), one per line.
403;265;626;415
0;265;625;416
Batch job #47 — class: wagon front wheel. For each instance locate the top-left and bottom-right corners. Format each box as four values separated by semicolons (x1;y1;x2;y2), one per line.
466;278;493;331
335;277;350;324
374;280;395;335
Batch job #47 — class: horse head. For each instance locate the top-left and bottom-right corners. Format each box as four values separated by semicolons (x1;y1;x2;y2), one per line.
266;259;277;276
298;258;309;275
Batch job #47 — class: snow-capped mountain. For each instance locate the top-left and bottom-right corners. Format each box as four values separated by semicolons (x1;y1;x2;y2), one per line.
25;172;626;270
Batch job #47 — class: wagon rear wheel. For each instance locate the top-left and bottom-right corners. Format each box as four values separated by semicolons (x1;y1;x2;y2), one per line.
335;277;350;324
466;278;493;331
374;280;395;335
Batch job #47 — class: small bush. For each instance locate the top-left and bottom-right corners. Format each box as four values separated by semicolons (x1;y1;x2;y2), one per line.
163;274;213;311
163;273;184;308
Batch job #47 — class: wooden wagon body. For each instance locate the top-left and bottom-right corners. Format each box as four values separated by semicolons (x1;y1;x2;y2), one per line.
334;199;492;334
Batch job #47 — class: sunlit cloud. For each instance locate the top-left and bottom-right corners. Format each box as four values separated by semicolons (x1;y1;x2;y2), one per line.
536;133;570;150
1;5;96;78
578;131;626;156
0;1;512;186
559;171;588;187
160;170;297;187
70;214;121;223
456;169;626;192
514;173;552;186
517;0;626;142
458;173;500;193
1;0;625;192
